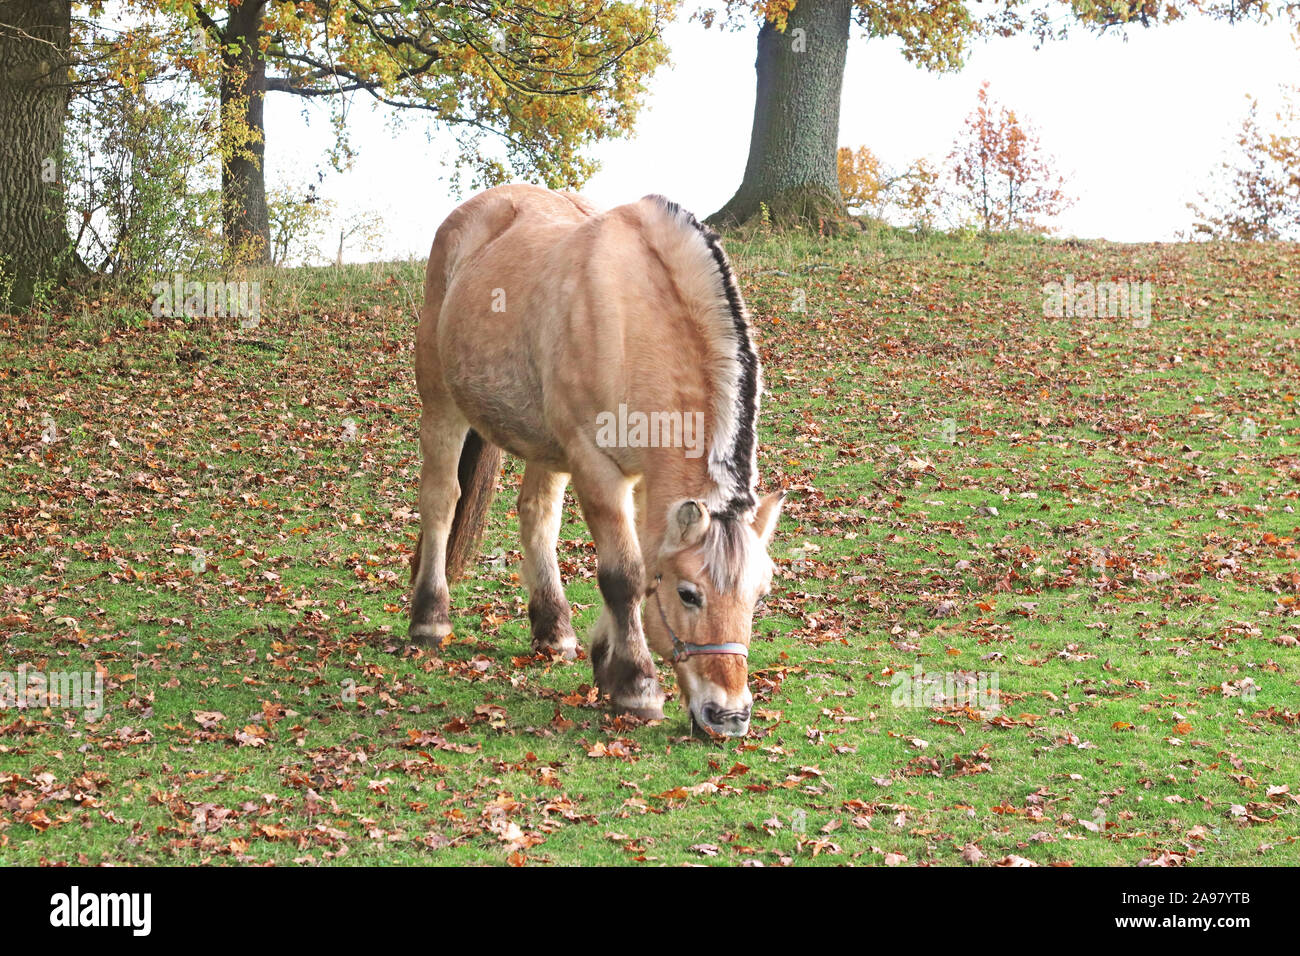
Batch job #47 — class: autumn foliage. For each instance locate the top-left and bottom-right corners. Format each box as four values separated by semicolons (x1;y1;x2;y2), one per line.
948;82;1071;234
837;147;945;229
69;2;672;262
837;146;888;217
1188;95;1300;240
839;83;1069;233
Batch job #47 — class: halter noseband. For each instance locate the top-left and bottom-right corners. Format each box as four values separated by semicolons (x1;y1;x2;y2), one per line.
651;575;749;663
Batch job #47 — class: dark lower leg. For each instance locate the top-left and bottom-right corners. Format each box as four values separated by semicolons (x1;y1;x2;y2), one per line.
589;563;663;719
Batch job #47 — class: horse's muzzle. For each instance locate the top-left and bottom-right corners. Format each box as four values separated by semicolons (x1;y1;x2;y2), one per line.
696;702;751;737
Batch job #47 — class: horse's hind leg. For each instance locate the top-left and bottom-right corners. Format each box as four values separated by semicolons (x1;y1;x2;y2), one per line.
410;396;469;647
569;457;664;720
519;463;579;659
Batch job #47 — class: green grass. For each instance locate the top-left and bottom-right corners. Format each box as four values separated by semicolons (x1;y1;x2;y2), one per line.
1;229;1297;866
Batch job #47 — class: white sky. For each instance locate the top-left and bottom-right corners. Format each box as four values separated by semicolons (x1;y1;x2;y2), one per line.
263;11;1299;261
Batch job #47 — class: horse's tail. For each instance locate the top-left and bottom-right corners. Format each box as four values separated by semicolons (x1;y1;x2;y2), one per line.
409;429;503;585
444;429;504;581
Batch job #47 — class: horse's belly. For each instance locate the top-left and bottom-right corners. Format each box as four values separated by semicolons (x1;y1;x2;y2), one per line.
438;320;567;466
452;379;565;465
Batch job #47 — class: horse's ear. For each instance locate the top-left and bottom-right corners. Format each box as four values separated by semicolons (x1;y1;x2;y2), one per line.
663;499;710;552
752;491;784;547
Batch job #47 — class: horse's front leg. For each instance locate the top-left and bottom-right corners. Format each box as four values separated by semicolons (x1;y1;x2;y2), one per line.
571;460;664;720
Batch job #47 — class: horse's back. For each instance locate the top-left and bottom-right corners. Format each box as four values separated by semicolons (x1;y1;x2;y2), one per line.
418;185;708;470
429;185;594;289
418;188;585;357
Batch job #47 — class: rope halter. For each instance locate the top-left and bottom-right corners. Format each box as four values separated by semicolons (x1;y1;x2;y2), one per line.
651;575;749;663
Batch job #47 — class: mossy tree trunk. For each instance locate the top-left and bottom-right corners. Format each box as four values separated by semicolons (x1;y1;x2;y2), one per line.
219;0;270;264
709;0;853;231
0;0;74;307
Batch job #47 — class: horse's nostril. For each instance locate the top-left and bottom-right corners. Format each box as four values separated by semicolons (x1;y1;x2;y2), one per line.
701;703;750;728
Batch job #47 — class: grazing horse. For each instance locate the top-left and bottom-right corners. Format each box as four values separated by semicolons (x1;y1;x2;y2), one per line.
408;184;782;737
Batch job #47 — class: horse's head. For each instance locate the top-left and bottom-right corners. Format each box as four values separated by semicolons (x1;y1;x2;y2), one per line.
645;493;783;737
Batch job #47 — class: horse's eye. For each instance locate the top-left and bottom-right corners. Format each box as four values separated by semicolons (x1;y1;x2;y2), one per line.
677;585;702;609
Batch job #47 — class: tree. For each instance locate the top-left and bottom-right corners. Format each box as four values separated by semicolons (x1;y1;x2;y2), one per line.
65;85;223;277
710;0;854;230
838;146;945;227
949;81;1070;233
107;1;672;262
837;144;887;216
702;0;1281;230
1188;95;1300;240
894;157;942;230
0;0;75;308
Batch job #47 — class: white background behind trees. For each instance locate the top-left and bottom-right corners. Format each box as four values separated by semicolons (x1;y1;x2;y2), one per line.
253;11;1295;260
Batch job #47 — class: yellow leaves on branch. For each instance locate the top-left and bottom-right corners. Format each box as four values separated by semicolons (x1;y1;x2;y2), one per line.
836;146;943;228
102;1;672;189
703;0;1261;71
837;145;886;215
757;0;799;32
703;0;980;69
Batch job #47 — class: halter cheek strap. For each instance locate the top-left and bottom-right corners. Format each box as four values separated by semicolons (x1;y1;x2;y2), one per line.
652;575;749;663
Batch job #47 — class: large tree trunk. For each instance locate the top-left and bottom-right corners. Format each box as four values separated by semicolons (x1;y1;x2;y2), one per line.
0;0;73;308
709;0;853;231
220;0;269;264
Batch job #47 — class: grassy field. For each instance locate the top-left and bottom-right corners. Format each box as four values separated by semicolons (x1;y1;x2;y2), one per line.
2;227;1298;866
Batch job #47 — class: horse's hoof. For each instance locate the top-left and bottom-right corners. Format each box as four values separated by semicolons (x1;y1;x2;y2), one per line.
409;622;450;649
610;673;665;719
532;635;580;661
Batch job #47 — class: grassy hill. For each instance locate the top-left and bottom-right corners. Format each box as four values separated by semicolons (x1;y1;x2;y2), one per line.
2;228;1297;866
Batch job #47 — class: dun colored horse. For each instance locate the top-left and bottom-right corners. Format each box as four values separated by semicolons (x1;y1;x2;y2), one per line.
408;185;782;736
